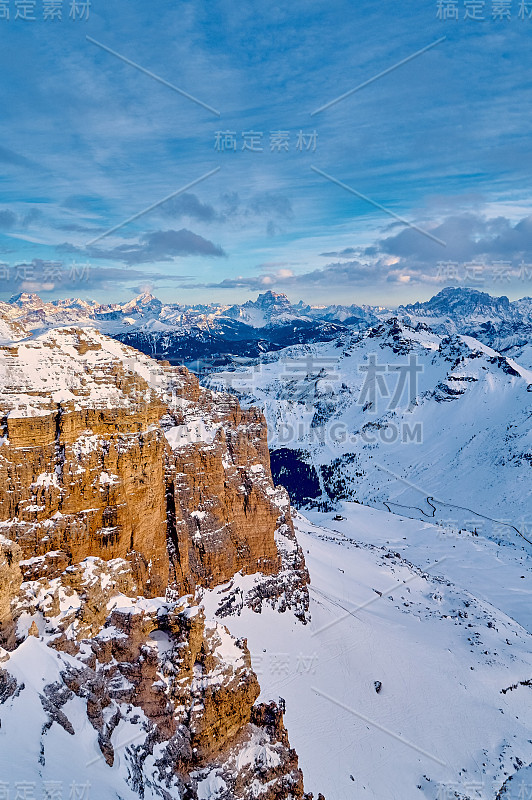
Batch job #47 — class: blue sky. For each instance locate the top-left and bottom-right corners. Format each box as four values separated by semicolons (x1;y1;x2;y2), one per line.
1;0;532;306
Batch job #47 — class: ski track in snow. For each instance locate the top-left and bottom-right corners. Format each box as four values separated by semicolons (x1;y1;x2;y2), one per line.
202;503;532;800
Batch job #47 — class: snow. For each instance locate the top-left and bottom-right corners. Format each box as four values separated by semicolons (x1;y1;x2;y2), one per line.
51;389;77;403
498;764;532;798
99;471;119;486
1;290;530;798
0;326;184;416
0;638;145;798
232;733;282;771
32;472;60;489
209;622;246;667
202;504;532;800
164;419;221;449
196;773;228;799
207;319;532;525
146;629;173;656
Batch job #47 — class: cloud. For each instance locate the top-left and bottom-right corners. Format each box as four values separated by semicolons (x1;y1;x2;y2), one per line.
0;207;44;232
161;192;217;223
188;260;381;291
21;209;43;228
247;193;294;219
0;146;33;168
319;247;359;258
155;190;294;229
61;195;104;213
375;212;532;266
56;223;105;234
0;211;17;230
0;260;195;297
257;260;299;270
218;191;294;220
59;228;226;265
208;191;295;237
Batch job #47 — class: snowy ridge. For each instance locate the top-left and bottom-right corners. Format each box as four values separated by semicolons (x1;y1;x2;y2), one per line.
1;286;531;370
205;317;532;535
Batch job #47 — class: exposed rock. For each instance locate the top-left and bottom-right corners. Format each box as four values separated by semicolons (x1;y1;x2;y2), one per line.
0;328;308;612
0;535;22;649
0;328;315;798
0;667;20;704
4;556;311;797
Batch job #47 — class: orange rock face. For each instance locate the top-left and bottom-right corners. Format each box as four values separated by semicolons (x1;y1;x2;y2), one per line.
0;327;315;799
0;328;308;605
0;408;169;595
0;535;22;648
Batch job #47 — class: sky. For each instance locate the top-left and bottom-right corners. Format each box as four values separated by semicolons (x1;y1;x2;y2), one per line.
1;0;532;307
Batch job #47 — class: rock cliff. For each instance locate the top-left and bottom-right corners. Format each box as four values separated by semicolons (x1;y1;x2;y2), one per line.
0;327;315;799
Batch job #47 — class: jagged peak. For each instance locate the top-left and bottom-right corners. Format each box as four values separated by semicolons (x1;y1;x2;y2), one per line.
253;290;291;307
9;292;44;306
407;286;513;312
134;291;159;304
119;292;162;313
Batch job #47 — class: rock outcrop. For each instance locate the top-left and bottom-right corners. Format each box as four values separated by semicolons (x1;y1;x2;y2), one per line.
0;535;22;649
0;328;308;611
0;327;314;798
3;555;313;798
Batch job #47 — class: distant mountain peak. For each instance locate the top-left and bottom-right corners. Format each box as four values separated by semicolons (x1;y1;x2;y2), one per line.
120;292;162;314
136;291;158;303
9;292;44;307
433;286;511;304
254;290;291;307
402;287;515;317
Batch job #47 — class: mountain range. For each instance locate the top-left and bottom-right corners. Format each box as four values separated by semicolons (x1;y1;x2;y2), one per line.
2;286;531;368
0;286;530;798
206;314;532;530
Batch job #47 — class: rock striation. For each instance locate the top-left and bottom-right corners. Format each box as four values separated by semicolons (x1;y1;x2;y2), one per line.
0;327;314;799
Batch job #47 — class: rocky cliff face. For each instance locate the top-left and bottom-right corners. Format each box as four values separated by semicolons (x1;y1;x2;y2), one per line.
0;327;315;799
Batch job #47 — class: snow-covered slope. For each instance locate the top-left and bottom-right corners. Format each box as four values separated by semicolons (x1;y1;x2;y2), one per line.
202;502;532;800
0;311;29;344
0;325;174;414
198;302;532;798
206;318;532;536
0;573;309;800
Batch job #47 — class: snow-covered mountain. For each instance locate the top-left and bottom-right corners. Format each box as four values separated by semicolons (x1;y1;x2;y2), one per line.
0;290;372;368
114;291;377;367
224;291;298;328
197;300;532;796
0;289;375;334
399;287;530;328
206;317;532;539
0;324;314;800
223;291;377;329
2;286;532;369
399;288;532;368
0;288;530;799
